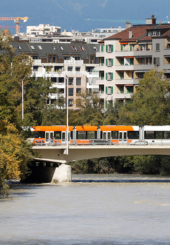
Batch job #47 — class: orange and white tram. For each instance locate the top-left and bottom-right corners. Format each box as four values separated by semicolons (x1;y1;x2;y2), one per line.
27;125;170;145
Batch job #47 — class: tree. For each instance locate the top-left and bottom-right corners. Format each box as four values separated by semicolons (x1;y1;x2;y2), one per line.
69;91;104;125
118;69;170;125
104;100;123;125
0;120;34;195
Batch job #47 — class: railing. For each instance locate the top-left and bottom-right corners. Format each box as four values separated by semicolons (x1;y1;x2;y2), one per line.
33;139;170;147
64;60;84;65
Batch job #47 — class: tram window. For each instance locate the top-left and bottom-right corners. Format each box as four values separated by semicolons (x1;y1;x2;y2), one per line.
145;131;154;139
54;132;61;139
155;131;163;139
112;131;118;139
32;131;45;138
77;131;86;139
128;131;139;139
164;131;170;139
87;131;96;139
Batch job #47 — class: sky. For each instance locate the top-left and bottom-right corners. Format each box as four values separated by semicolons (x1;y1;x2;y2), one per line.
0;0;170;34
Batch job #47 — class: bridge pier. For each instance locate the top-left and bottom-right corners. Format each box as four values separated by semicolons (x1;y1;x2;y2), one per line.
52;164;72;183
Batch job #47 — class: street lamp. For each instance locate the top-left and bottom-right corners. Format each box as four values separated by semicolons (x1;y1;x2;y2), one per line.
22;76;27;122
65;75;69;155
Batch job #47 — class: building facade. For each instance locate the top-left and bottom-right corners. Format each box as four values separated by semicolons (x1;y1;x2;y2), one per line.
96;15;170;108
11;39;99;109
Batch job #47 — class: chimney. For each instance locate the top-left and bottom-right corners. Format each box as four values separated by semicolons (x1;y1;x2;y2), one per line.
146;15;157;25
129;28;132;39
126;21;131;29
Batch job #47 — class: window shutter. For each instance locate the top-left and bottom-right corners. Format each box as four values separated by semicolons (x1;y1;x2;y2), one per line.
106;59;108;66
130;44;132;51
130;58;133;65
106;73;108;80
111;86;113;94
121;45;123;51
105;100;107;109
106;86;107;94
111;45;113;52
111;73;113;80
106;45;108;52
101;45;103;52
111;59;113;66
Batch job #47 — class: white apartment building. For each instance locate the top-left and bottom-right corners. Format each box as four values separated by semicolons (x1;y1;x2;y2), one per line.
26;24;61;36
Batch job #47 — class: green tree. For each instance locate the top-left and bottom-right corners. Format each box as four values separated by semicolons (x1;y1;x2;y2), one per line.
69;91;104;125
118;69;170;125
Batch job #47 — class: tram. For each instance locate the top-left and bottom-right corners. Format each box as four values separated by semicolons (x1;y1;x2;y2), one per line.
27;125;170;145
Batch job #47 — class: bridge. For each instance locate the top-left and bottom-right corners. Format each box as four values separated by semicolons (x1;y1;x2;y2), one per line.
29;142;170;183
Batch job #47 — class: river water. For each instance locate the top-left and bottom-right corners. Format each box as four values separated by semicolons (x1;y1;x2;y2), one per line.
1;174;170;245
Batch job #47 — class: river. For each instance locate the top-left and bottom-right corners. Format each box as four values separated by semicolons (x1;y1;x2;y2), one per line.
0;174;170;245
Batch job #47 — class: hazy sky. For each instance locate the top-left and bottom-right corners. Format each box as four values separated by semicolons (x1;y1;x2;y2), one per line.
0;0;170;33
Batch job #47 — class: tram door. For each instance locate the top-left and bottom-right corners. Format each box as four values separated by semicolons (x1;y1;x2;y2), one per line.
61;131;70;144
119;131;127;144
45;131;54;143
103;131;111;141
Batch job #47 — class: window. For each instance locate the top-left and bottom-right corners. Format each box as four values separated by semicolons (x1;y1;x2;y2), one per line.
32;56;38;59
106;45;113;52
106;73;113;80
75;67;80;71
76;88;81;94
152;31;157;36
30;45;35;50
126;86;133;93
68;88;74;96
76;77;81;85
112;131;118;139
38;45;42;50
54;132;61;139
68;99;73;107
77;131;86;139
79;46;85;51
106;59;113;66
33;66;38;71
91;56;94;64
156;43;160;51
87;131;96;139
128;131;139;139
49;55;52;62
120;72;124;79
145;131;154;139
106;86;113;94
69;77;73;85
51;77;56;82
148;31;152;36
53;56;56;62
154;57;160;66
72;46;77;51
68;66;73;71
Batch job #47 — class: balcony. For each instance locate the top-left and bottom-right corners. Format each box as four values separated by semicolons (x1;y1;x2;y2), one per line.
96;52;105;57
64;60;84;65
114;93;132;99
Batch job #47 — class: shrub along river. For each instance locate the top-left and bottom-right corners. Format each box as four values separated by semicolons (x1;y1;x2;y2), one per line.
0;174;170;245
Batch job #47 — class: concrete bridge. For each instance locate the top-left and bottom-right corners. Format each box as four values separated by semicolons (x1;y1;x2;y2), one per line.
29;143;170;183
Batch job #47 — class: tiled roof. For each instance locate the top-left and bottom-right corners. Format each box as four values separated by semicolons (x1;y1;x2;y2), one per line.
104;24;170;43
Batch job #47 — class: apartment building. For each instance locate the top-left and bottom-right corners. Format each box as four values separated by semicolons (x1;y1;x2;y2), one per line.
11;39;99;109
96;15;170;107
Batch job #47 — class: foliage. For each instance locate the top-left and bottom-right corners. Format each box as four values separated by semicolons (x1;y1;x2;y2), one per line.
118;69;170;125
69;91;104;125
0;120;34;195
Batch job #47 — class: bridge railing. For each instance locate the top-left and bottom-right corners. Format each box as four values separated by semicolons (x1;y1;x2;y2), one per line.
33;139;170;147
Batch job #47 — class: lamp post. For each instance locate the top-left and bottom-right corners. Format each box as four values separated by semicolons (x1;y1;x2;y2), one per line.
22;76;27;122
65;75;69;155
